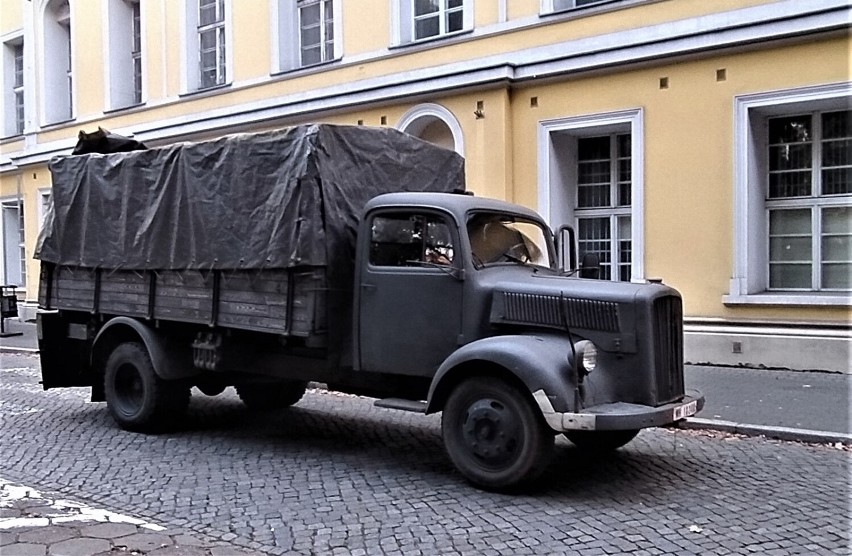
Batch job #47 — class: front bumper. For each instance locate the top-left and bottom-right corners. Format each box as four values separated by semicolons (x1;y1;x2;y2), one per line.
533;389;705;432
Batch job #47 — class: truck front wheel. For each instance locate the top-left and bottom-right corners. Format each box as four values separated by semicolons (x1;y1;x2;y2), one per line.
442;377;554;490
103;342;190;432
564;429;639;452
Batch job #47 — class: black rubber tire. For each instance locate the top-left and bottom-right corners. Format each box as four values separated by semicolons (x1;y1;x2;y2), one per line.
564;429;640;452
103;342;190;432
442;377;554;490
236;381;307;410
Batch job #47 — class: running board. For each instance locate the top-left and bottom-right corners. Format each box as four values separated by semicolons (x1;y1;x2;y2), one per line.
374;398;427;413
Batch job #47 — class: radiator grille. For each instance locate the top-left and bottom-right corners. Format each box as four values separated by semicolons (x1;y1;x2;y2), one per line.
653;295;684;404
500;292;619;332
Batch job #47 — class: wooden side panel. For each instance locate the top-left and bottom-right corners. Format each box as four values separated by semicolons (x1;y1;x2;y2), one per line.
100;271;149;317
52;267;96;312
218;270;290;334
42;265;329;338
290;269;327;337
153;271;214;324
38;264;52;308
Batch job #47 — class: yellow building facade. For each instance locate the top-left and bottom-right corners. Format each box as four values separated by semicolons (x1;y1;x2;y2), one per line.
1;0;849;371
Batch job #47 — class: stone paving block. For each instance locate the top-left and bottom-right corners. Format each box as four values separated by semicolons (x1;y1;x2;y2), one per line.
2;542;46;555
171;533;214;547
0;530;18;546
208;545;255;556
47;537;111;556
147;546;211;556
78;522;139;539
113;532;172;552
18;525;77;545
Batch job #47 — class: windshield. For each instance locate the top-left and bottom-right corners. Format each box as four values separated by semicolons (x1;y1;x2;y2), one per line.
467;212;554;269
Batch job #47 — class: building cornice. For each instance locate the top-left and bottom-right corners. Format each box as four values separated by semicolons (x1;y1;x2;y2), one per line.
3;0;848;170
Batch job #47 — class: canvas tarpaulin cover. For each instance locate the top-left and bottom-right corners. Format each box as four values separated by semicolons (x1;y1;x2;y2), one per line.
36;124;466;284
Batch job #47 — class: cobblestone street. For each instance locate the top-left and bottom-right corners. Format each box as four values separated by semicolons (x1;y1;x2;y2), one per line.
1;353;849;555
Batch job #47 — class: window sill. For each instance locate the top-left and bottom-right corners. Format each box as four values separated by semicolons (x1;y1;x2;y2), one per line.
539;0;657;20
390;29;474;50
271;58;340;79
104;101;146;115
178;82;232;99
40;117;76;130
723;293;851;307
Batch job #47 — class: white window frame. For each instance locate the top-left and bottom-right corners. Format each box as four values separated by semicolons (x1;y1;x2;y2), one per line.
271;0;342;73
13;43;24;134
391;0;474;47
197;0;226;89
298;0;334;68
726;82;851;307
180;0;232;93
131;1;142;104
537;109;645;282
41;0;74;125
574;133;633;282
2;36;25;137
543;0;615;12
1;198;25;289
540;0;646;16
38;189;52;237
104;0;144;110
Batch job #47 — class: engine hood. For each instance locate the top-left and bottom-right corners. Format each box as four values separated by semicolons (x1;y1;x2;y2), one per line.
487;271;681;354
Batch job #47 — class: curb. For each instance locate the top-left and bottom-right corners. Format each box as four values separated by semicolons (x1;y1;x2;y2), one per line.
681;417;852;445
0;346;39;355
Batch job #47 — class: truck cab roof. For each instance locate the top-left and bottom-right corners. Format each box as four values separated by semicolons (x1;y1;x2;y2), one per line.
364;191;546;225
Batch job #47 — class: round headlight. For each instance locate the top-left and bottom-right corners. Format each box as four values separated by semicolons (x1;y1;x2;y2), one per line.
574;340;598;375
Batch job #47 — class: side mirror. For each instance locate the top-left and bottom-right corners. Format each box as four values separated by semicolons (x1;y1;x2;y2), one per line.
555;224;576;272
579;253;600;279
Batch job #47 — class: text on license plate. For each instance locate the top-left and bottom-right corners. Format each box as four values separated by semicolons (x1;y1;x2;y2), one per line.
673;400;698;421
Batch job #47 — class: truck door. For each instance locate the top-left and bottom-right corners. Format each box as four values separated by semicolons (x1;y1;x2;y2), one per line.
359;211;463;377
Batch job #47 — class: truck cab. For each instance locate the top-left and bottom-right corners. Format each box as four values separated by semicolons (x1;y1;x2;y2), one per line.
355;192;703;489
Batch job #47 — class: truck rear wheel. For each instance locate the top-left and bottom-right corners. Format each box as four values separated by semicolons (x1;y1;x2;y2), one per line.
236;381;307;410
442;377;553;490
564;429;639;452
103;342;190;432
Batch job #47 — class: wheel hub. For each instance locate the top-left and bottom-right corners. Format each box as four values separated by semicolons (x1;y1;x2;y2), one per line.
114;363;144;415
462;399;519;467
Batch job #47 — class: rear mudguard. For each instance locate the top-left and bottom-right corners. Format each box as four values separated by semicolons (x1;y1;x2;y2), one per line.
426;333;579;415
92;317;198;381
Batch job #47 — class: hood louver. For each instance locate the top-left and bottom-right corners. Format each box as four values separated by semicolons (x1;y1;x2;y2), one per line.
493;292;620;332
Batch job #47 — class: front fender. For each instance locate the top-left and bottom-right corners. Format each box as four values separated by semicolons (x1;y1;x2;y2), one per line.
426;333;579;415
92;317;197;380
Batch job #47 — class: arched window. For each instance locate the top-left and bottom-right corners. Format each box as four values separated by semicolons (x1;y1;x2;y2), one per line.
397;103;464;156
42;0;72;124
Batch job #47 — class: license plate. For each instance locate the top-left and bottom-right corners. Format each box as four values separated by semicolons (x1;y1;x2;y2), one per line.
673;400;698;421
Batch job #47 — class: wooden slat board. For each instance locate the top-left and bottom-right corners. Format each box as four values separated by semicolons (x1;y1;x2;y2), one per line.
153;271;214;324
219;271;290;333
100;271;148;317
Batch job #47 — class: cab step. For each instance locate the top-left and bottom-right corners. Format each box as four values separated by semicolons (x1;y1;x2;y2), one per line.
374;398;427;413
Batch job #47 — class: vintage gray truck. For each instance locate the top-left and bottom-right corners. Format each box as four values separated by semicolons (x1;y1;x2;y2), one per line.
36;124;703;490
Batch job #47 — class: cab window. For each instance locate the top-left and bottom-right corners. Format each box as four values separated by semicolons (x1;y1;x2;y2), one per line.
369;213;454;267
